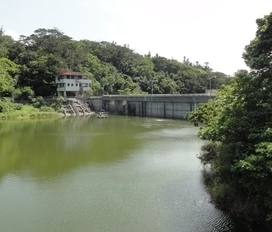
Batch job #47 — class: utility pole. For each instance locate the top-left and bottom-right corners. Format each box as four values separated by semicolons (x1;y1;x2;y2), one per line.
209;76;216;95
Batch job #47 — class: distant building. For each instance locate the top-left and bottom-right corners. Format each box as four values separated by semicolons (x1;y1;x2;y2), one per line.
56;70;92;97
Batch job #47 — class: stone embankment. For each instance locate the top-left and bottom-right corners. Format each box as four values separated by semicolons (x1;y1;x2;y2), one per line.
61;98;95;116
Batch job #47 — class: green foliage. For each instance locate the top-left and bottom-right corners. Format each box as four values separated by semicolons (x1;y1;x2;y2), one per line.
0;26;232;120
0;27;14;58
31;96;46;108
0;97;24;113
0;57;18;96
0;103;62;120
188;12;272;226
1;27;232;98
39;106;55;112
50;96;64;111
197;142;221;166
243;13;272;72
0;97;14;113
190;70;272;223
14;86;35;101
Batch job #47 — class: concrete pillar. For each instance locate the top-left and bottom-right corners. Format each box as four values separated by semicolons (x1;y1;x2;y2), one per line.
194;102;197;111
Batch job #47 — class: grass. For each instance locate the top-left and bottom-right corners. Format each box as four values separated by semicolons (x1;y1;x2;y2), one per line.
0;105;63;120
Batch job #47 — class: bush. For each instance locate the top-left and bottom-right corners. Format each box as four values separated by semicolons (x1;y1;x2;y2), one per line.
39;106;54;112
14;86;35;102
14;103;23;110
50;96;64;111
198;142;221;166
0;97;15;113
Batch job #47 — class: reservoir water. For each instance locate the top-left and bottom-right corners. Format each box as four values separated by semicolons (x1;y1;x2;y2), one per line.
0;116;237;232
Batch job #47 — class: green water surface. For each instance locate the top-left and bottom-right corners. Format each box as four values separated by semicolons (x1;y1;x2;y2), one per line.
0;116;234;232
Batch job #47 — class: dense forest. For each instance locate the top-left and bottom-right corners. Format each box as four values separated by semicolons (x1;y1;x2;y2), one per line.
0;27;230;99
188;12;272;230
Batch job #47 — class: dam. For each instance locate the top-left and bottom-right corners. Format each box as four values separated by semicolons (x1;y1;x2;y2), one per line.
87;94;215;119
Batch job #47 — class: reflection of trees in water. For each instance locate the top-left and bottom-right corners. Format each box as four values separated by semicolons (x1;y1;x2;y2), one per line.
0;116;141;179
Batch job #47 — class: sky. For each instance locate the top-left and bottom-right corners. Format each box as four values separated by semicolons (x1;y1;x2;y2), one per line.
1;0;272;75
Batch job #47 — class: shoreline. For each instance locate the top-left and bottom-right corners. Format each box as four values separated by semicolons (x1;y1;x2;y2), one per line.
0;111;64;120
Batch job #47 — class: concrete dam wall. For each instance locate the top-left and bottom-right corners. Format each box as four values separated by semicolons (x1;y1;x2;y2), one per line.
87;94;214;119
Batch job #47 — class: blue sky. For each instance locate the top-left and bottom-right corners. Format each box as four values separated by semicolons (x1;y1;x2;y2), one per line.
1;0;272;75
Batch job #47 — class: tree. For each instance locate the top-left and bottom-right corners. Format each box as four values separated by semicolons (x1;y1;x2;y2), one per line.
188;12;272;228
157;73;179;94
0;57;18;96
27;28;72;56
243;13;272;73
0;27;14;58
1;27;230;99
61;40;89;70
14;28;80;96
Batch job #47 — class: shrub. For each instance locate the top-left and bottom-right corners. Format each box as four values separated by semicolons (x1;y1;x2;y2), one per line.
39;106;54;112
0;97;15;113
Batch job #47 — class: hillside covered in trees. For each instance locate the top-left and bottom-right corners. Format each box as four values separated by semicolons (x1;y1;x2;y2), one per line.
0;27;230;101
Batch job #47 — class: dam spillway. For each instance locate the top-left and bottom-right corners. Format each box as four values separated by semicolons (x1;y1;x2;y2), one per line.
87;94;215;119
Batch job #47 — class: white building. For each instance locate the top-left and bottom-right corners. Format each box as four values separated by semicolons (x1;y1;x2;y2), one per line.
56;70;92;97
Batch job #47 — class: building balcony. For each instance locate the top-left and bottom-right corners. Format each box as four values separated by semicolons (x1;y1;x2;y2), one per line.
56;78;92;84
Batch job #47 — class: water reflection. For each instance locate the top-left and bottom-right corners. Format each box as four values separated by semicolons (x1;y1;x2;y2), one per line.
0;116;242;231
0;116;143;178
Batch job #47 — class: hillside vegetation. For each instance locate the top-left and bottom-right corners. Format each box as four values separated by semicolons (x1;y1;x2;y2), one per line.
0;27;230;116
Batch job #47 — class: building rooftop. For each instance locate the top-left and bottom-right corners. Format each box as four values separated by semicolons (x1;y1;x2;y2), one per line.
58;70;90;76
